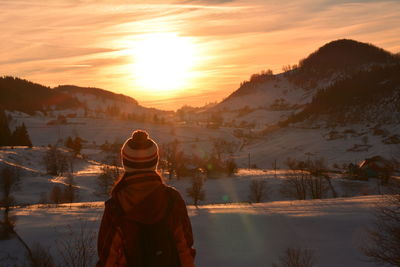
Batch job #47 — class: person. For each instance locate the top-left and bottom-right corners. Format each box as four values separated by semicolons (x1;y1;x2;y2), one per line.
97;130;195;267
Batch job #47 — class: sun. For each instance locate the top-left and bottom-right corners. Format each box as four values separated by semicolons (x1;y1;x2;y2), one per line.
132;33;197;95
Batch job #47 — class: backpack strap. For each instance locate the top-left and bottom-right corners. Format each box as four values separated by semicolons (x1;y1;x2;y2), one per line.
161;187;176;222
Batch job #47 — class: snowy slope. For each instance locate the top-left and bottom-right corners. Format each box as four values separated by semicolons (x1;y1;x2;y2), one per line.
2;196;379;267
5;108;400;170
0;146;388;207
216;74;309;111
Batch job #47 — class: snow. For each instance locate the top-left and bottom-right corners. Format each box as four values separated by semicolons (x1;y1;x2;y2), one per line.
1;79;399;265
2;196;378;267
0;145;387;266
0;146;387;207
216;75;311;111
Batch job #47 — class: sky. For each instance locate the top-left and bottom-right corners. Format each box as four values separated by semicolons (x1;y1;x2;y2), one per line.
1;0;400;110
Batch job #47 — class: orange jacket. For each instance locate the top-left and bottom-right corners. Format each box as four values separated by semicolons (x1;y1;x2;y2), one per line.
97;171;195;267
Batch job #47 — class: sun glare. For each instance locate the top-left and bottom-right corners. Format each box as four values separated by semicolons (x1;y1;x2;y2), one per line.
132;33;197;96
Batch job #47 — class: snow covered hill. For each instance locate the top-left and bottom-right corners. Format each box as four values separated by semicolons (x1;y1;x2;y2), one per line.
54;85;169;118
207;39;400;129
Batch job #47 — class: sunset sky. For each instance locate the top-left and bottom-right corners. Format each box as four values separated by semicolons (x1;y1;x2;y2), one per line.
1;0;399;110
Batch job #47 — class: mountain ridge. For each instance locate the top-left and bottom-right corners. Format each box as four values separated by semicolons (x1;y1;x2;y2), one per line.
209;39;400;128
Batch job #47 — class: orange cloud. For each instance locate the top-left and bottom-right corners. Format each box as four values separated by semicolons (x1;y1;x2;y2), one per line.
0;0;399;110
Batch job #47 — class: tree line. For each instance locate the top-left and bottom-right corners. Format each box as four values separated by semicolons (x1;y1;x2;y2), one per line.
0;109;32;147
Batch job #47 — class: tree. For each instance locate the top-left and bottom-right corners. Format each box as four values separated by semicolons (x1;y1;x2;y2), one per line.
30;242;55;267
11;123;32;147
50;185;63;204
280;170;308;200
249;179;268;203
362;192;400;266
43;145;68;176
186;176;205;207
0;109;11;146
280;157;331;200
225;158;238;176
272;247;316;267
65;137;74;150
96;165;119;198
161;140;180;179
56;220;97;267
307;158;337;198
65;136;83;156
0;166;20;239
63;173;78;203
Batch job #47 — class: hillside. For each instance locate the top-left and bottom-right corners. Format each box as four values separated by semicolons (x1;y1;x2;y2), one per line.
0;77;170;121
54;85;139;105
291;39;399;86
53;84;166;119
284;63;400;125
0;77;82;114
207;39;400;128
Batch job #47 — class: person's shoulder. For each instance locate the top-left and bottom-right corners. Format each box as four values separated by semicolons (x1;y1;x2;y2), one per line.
163;185;185;202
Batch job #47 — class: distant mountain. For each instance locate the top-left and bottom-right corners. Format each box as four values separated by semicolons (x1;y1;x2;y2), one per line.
209;39;400;128
54;84;166;118
54;85;138;105
0;76;83;114
0;77;167;119
289;39;399;87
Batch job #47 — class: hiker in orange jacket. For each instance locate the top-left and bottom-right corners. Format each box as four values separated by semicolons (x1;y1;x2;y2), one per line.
97;130;196;267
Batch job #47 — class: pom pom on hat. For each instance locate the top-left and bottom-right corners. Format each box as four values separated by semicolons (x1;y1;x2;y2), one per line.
121;130;159;172
131;130;148;142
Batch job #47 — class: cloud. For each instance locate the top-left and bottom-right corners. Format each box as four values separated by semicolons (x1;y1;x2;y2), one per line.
0;0;399;109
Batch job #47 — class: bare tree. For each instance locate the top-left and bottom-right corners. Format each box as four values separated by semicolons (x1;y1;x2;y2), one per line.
160;140;180;179
362;192;400;266
186;176;205;207
211;138;236;160
225;158;238;176
0;165;20;239
272;247;316;267
64;173;78;204
49;185;63;205
56;220;96;267
280;158;332;200
249;179;268;203
307;158;336;198
280;170;308;200
96;165;119;198
43;145;68;176
30;242;54;267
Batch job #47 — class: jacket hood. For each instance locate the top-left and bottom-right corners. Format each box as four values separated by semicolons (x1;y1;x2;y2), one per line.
114;171;169;224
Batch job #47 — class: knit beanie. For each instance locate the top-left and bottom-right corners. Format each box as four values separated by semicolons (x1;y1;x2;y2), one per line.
121;130;159;172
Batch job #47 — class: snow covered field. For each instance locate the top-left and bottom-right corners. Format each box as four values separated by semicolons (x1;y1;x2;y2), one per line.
8;111;400;170
1;113;397;266
0;145;386;266
1;196;378;267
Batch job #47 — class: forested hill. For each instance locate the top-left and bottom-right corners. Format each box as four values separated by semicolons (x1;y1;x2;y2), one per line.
283;63;400;125
0;76;82;114
288;39;400;87
54;85;139;105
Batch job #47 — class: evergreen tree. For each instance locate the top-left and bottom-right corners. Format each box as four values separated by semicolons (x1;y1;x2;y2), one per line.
11;123;32;147
65;136;74;149
72;137;82;155
65;136;82;156
0;109;11;146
